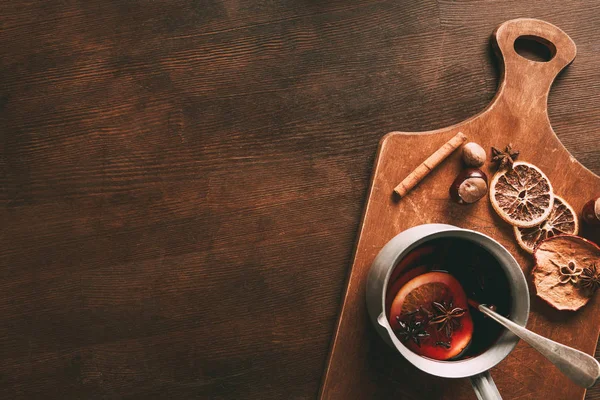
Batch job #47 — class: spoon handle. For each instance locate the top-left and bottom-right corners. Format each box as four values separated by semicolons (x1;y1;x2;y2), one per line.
479;305;600;388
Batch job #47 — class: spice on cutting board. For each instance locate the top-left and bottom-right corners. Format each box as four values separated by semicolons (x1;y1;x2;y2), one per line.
491;144;519;170
462;142;486;167
393;132;467;198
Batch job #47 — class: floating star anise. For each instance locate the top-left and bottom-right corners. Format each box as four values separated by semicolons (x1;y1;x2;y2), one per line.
429;300;466;338
491;144;519;170
579;263;600;293
551;259;582;284
435;341;451;349
395;314;430;347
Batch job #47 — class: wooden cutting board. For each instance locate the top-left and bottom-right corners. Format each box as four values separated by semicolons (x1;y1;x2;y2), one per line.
320;19;600;400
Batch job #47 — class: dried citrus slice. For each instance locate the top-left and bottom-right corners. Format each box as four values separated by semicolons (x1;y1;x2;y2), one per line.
489;161;554;228
514;195;579;253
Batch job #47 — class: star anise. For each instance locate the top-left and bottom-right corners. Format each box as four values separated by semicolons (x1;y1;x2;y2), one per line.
429;300;466;338
551;259;582;284
491;144;519;170
579;263;600;293
395;313;430;347
435;341;451;349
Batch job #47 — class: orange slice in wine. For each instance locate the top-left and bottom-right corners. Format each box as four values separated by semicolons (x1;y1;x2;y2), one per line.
389;271;473;360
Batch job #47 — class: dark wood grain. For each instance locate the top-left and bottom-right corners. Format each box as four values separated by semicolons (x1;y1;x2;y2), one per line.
0;1;598;399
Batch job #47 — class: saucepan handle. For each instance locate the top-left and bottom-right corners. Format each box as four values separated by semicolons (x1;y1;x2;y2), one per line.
470;371;502;400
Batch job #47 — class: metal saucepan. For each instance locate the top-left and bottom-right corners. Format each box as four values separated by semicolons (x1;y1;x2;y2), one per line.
366;224;600;399
366;224;528;399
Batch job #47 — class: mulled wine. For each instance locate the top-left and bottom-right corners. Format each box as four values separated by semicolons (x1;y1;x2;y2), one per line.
386;237;512;361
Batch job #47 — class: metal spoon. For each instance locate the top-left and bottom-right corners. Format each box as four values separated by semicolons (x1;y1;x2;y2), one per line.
477;304;600;388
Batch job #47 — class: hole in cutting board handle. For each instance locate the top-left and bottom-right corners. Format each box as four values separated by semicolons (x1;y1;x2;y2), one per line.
514;35;556;62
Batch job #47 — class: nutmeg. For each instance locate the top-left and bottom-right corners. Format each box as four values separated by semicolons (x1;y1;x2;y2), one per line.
582;197;600;225
462;142;486;167
450;168;488;204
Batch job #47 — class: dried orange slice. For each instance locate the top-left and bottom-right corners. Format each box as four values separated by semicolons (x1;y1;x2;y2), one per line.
514;195;579;253
489;161;554;228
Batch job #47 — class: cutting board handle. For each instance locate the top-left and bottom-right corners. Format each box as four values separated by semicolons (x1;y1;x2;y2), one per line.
492;19;576;112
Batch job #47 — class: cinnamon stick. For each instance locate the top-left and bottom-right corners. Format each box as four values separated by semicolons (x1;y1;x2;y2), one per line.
393;132;467;198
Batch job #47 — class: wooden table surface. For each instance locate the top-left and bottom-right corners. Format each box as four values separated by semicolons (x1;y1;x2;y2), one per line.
1;1;599;399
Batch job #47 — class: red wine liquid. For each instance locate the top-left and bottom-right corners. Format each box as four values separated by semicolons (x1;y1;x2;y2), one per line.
386;238;512;360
